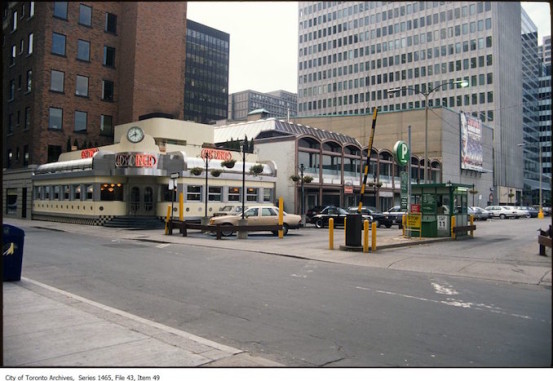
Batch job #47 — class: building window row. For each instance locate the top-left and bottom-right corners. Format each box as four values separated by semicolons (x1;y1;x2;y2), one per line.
53;2;117;34
51;32;116;69
181;185;271;203
48;106;113;136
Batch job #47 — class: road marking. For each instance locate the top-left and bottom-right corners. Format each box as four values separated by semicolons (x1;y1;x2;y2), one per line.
156;243;171;249
355;286;533;320
431;281;459;295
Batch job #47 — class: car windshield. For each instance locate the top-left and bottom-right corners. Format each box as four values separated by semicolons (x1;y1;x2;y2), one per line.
220;206;233;211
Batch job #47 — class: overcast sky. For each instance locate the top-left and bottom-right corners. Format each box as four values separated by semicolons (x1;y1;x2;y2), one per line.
187;2;552;95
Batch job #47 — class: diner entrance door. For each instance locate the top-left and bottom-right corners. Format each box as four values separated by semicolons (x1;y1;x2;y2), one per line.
128;182;156;216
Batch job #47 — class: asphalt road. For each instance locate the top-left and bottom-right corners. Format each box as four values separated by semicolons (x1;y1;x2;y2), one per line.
19;220;552;367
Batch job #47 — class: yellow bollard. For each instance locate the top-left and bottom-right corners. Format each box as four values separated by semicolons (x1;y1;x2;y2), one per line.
371;222;377;252
451;215;456;240
329;217;334;249
363;219;369;253
469;215;474;237
165;205;171;235
278;197;284;239
402;214;406;236
179;192;184;221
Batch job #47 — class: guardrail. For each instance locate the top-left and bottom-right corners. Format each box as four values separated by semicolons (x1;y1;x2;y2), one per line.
166;219;283;240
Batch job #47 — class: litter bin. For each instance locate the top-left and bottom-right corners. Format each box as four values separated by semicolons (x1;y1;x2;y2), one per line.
3;224;25;281
345;213;362;247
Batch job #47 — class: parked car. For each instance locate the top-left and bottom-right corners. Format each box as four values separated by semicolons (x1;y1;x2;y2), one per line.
468;206;491;221
542;206;551;216
383;205;406;227
212;205;244;217
485;205;520;219
347;206;392;228
306;205;333;223
209;206;301;236
311;206;352;228
517;206;538;218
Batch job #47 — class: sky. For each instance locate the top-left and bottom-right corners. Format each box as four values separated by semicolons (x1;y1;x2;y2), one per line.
187;2;552;95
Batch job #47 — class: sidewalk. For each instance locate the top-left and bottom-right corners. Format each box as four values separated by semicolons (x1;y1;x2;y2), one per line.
2;218;551;367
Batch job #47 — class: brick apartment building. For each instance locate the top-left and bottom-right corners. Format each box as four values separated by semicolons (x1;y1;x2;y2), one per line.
3;1;188;168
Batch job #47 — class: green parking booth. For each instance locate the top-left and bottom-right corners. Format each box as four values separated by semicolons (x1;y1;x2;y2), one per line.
410;183;471;238
3;224;25;281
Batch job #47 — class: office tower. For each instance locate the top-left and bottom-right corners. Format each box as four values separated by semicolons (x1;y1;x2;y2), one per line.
297;1;528;202
538;35;552;206
3;1;187;167
228;89;298;121
184;19;230;124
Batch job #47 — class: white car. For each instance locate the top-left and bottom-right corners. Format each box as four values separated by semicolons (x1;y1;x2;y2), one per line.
484;205;522;219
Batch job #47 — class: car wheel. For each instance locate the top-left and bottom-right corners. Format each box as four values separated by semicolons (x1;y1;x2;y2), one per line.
220;223;234;237
385;222;392;228
499;214;506;220
282;224;289;236
315;219;325;229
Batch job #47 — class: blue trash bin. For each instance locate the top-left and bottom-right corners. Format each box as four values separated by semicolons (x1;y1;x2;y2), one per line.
3;224;25;281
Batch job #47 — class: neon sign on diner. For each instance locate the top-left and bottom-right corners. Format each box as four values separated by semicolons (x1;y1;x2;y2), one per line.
200;148;232;161
115;152;158;168
81;148;99;159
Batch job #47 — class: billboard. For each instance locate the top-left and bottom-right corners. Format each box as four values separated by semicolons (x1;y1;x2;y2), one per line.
460;112;483;171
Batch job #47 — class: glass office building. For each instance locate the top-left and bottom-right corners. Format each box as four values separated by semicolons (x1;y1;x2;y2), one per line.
184;19;230;124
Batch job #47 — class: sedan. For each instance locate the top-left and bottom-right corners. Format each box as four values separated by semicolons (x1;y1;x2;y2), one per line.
517;206;538;218
347;206;392;228
209;206;301;236
485;205;520;219
311;206;351;228
468;206;491;221
306;205;332;223
383;205;406;227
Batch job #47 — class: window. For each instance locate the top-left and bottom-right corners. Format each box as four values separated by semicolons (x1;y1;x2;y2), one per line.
28;33;33;54
102;80;114;101
23;145;29;166
9;80;15;101
100;115;113;136
85;184;94;200
72;185;81;201
103;46;115;67
8;114;13;134
52;32;66;55
12;10;18;31
26;70;32;92
187;185;201;201
47;145;62;163
74;111;87;132
50;70;64;92
208;186;222;201
11;45;16;65
263;188;272;202
49;107;63;130
246;188;258;202
75;75;89;96
53;2;68;19
25;107;31;130
79;4;92;26
30;2;35;17
77;39;90;61
228;187;241;202
105;12;117;34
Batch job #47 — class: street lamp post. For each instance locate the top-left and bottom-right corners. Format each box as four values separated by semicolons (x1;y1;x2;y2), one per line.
518;142;543;219
389;80;468;184
300;163;305;225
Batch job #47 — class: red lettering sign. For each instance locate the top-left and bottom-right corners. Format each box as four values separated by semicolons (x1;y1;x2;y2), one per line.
115;153;158;168
200;148;232;161
81;148;99;159
410;204;421;213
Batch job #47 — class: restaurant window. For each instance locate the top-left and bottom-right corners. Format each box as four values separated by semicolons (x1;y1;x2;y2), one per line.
246;188;258;202
45;186;51;200
101;183;124;201
208;186;222;201
72;185;81;200
63;185;70;200
187;185;201;201
263;188;272;202
228;187;241;202
85;184;94;200
53;185;60;200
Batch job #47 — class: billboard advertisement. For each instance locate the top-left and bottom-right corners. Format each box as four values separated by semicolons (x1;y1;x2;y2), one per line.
460;112;483;171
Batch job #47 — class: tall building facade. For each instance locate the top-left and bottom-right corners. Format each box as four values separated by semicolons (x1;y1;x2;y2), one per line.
538;35;552;206
297;1;525;204
520;8;542;206
183;19;229;124
3;1;187;168
228;89;298;121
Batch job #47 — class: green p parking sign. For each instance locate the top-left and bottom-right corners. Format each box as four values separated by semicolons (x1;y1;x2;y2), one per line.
394;140;409;166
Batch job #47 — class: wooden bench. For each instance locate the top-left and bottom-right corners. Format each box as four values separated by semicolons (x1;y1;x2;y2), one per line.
452;224;476;239
538;233;552;256
167;220;283;240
